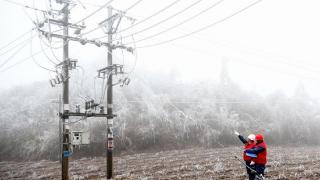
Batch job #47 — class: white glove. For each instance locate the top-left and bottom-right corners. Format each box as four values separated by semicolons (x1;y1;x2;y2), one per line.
234;131;240;136
250;161;255;165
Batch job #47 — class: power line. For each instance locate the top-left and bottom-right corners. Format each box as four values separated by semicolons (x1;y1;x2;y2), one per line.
80;0;144;37
125;0;144;11
0;38;30;69
164;25;320;78
1;0;47;12
126;35;138;74
0;46;49;73
135;0;263;48
103;0;205;41
39;36;62;62
77;2;104;8
163;35;320;81
30;31;56;72
38;35;59;65
125;100;264;104
0;35;35;58
0;29;34;53
232;57;320;81
74;0;115;24
75;0;86;9
124;0;225;45
115;0;182;35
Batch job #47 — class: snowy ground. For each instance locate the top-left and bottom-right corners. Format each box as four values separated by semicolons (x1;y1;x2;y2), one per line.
1;146;320;179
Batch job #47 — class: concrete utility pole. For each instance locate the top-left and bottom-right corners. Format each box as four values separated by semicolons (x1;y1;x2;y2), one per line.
96;7;134;179
61;2;70;180
58;95;62;163
37;2;133;179
106;7;114;179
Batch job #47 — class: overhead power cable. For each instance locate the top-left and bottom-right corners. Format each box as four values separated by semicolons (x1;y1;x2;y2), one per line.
38;34;62;62
100;0;205;41
38;36;59;65
0;35;35;58
115;0;182;34
123;0;225;45
74;0;115;24
1;0;47;12
0;29;34;53
0;39;30;69
125;0;144;11
81;0;144;36
136;0;263;48
30;31;56;72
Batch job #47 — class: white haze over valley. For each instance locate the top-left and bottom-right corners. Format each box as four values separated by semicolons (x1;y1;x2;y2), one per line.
0;0;320;98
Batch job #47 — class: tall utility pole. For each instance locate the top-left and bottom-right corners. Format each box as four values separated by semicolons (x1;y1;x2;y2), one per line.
95;7;134;179
106;7;114;179
61;2;70;180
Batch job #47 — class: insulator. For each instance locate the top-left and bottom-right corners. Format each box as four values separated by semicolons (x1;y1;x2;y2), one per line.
49;79;55;87
75;104;80;113
100;106;104;114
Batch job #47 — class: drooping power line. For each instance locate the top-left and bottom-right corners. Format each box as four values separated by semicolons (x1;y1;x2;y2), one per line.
1;0;47;12
74;0;115;24
81;0;144;37
0;39;30;69
0;47;50;73
0;29;34;53
135;0;263;48
123;0;225;45
98;0;205;40
30;31;56;72
115;0;182;35
0;35;35;58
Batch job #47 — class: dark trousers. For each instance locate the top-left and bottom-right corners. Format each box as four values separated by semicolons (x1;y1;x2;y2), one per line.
245;161;256;180
255;164;265;176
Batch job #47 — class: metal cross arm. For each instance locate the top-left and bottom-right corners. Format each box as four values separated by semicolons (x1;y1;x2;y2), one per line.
56;58;77;69
97;64;125;78
46;19;86;29
38;29;112;48
113;44;134;53
38;29;134;52
59;112;116;119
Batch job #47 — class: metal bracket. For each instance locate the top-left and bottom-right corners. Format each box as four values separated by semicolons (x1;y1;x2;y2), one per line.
49;73;65;87
56;58;77;70
46;19;86;29
97;64;124;78
59;112;116;119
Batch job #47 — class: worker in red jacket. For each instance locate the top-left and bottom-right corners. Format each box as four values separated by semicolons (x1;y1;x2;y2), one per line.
245;134;267;178
235;131;256;180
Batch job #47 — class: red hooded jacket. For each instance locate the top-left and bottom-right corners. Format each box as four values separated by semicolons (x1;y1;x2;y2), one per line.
254;141;267;165
244;143;255;161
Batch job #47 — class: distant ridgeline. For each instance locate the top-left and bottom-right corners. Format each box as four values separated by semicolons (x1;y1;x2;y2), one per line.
0;73;319;161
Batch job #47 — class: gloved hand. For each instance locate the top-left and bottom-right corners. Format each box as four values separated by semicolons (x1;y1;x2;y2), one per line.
234;131;240;136
250;161;255;165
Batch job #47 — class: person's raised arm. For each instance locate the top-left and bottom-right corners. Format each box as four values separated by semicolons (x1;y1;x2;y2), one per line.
234;131;248;144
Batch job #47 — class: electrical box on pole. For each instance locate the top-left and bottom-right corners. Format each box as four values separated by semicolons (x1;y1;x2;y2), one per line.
71;131;90;145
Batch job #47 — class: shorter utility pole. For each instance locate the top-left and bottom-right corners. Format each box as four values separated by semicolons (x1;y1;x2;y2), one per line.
58;95;62;163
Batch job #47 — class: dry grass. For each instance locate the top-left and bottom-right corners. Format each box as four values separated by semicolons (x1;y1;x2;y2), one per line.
1;146;320;179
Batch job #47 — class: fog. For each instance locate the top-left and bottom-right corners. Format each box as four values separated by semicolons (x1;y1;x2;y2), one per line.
1;0;320;179
1;0;320;96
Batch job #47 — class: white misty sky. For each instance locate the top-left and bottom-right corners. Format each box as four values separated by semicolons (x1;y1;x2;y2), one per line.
0;0;320;97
